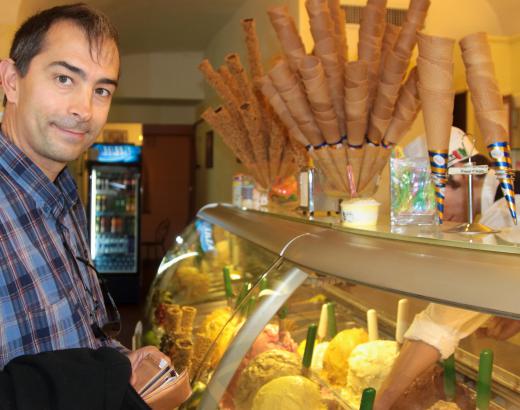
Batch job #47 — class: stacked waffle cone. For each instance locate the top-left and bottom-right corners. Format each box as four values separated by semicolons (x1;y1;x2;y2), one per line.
417;32;455;223
199;20;307;189
360;0;431;192
201;0;434;198
371;67;422;179
460;32;517;223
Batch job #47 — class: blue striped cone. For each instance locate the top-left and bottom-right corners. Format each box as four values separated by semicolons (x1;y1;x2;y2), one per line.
429;151;449;224
488;142;517;224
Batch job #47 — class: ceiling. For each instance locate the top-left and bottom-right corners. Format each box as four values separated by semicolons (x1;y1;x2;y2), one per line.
10;0;520;57
16;0;249;55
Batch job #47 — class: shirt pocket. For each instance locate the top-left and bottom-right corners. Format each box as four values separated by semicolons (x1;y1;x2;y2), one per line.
0;287;87;368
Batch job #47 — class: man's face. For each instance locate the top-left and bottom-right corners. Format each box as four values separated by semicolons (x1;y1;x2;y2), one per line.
444;172;467;222
10;20;119;174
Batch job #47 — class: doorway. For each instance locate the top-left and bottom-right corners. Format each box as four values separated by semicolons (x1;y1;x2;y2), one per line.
140;124;195;288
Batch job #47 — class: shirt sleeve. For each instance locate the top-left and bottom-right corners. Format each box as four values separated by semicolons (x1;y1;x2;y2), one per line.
404;303;490;359
107;338;131;355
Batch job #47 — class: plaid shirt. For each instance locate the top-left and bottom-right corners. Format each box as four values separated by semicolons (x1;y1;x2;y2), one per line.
0;131;122;368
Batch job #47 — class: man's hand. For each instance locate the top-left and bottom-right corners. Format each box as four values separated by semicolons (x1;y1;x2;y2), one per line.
127;346;171;387
480;317;520;340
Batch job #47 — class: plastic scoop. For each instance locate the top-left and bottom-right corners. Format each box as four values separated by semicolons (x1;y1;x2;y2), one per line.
235;282;251;309
367;309;379;341
476;349;494;410
327;302;338;339
302;323;318;371
223;266;233;305
443;354;456;401
360;387;376;410
395;299;410;345
317;303;328;341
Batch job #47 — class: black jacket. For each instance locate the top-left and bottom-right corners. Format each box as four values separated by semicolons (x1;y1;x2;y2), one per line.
0;347;150;410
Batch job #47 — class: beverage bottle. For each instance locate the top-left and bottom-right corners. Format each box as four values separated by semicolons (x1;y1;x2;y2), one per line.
96;195;101;212
110;217;117;234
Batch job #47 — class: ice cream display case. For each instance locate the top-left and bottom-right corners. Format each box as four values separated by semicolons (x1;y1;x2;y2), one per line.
141;204;520;410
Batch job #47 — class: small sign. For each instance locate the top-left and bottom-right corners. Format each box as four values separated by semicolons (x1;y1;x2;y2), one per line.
449;165;488;175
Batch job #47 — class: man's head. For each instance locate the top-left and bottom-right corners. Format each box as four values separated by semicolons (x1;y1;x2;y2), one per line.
0;3;119;180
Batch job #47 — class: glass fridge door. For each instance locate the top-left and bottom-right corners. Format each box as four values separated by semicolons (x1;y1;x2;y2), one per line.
90;164;140;274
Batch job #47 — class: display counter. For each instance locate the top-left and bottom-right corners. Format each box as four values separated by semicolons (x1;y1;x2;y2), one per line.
141;203;520;410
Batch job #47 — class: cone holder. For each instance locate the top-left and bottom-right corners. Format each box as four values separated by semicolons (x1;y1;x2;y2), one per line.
445;161;499;235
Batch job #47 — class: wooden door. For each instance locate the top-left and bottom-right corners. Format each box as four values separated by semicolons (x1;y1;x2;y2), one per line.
140;124;195;266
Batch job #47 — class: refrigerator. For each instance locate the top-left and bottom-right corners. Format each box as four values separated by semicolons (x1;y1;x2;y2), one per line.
87;143;142;304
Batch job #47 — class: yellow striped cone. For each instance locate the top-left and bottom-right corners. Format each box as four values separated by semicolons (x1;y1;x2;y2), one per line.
488;142;517;224
429;150;448;224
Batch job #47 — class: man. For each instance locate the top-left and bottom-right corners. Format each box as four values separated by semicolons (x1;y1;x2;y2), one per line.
375;128;520;409
0;3;168;382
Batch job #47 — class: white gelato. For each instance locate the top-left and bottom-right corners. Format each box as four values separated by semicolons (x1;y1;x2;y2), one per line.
343;340;399;407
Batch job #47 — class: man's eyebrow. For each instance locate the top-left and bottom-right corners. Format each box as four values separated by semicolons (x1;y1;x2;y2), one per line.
48;60;118;87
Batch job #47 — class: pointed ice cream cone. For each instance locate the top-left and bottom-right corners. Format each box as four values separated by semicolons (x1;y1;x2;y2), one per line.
418;85;454;151
417;32;455;62
347;146;365;188
358;143;380;191
487;141;517;224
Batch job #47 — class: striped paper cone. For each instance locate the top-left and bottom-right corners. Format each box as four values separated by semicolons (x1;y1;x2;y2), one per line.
488;142;517;224
428;150;448;224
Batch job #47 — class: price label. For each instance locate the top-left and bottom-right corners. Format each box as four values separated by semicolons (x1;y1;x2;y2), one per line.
448;165;488;175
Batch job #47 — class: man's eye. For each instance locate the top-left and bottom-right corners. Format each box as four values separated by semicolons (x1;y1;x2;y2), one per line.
95;88;111;97
56;75;72;85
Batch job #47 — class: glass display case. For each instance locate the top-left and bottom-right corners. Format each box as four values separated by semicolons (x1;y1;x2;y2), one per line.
140;204;520;410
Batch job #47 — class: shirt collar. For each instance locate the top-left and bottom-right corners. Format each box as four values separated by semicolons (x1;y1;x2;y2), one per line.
0;129;80;216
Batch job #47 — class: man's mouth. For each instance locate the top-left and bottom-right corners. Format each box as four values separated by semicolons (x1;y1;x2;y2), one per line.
52;123;89;139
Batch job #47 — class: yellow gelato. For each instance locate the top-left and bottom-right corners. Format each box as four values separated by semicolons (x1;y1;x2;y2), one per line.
343;340;399;408
322;328;368;385
252;376;326;410
427;401;462;410
234;349;301;410
297;340;329;372
198;307;238;366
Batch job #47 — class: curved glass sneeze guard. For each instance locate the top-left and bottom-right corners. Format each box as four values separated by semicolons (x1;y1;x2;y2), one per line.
141;219;281;386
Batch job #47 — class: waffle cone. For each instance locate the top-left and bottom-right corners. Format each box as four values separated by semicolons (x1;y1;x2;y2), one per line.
460;32;489;52
371;146;393;179
329;145;350;191
368;113;392;143
313;148;345;191
417;57;453;90
417;32;455;62
358;144;380;190
418;85;454;151
476;109;509;145
347;146;365;189
385;116;416;145
345;60;369;82
347;119;368;146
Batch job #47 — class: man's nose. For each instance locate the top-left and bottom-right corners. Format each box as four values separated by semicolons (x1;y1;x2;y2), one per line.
68;87;93;122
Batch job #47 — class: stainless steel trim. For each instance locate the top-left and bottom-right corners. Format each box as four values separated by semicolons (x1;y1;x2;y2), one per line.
284;228;520;318
197;203;326;256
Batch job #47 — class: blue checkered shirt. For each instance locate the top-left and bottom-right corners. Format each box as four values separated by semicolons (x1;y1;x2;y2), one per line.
0;131;124;368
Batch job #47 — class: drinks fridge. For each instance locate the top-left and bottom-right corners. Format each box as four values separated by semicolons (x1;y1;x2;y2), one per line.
87;143;142;304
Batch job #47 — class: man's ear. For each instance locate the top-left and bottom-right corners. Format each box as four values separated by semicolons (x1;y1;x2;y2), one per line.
0;59;19;104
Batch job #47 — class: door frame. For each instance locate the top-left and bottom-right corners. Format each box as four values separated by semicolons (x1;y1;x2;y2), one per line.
142;124;197;223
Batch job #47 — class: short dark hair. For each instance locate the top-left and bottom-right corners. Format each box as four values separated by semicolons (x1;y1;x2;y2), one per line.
3;3;119;105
